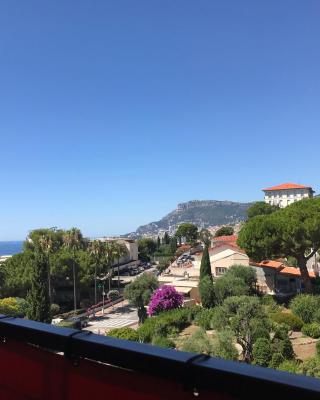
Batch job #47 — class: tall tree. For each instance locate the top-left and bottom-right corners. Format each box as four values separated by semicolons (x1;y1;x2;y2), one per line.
63;228;84;312
112;241;128;290
124;273;158;323
157;236;161;250
175;223;198;245
199;245;212;281
247;201;279;220
215;226;234;237
88;240;107;304
238;198;320;293
163;232;170;245
26;246;51;323
199;228;212;247
169;236;178;255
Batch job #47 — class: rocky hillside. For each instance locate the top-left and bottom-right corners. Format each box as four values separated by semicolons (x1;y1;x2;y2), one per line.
125;200;251;238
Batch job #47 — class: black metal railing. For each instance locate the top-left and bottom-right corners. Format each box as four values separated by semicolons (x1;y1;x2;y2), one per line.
0;314;320;399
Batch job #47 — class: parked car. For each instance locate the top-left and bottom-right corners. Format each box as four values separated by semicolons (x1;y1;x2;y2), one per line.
66;315;89;329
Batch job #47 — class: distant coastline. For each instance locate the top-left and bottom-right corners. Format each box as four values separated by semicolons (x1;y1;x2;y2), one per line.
0;241;23;256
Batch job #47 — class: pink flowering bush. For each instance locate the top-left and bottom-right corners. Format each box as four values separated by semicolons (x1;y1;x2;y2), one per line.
148;285;184;316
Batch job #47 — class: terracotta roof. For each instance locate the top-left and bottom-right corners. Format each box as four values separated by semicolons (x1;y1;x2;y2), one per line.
209;242;246;255
253;260;284;270
279;266;316;278
212;235;238;243
263;183;312;191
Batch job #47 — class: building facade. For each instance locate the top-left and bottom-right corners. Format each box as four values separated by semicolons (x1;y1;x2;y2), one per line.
263;183;314;208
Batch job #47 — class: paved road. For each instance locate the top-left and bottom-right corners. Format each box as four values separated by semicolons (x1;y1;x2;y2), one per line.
84;304;138;334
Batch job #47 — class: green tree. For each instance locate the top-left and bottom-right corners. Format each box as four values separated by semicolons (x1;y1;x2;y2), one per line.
238;198;320;293
63;228;84;312
221;296;270;363
215;226;234;237
88;240;107;304
124;273;158;323
26;247;51;323
225;265;257;294
175;223;198;244
290;294;320;323
214;275;249;304
163;232;170;245
213;330;238;361
199;275;215;308
199;229;212;247
253;338;272;366
138;238;157;262
157;236;161;250
182;328;214;355
199;245;212;281
247;202;279;219
169;237;178;255
112;242;128;290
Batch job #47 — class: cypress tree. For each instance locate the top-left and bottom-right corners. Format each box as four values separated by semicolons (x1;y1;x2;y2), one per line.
200;245;212;281
26;248;51;323
157;236;161;250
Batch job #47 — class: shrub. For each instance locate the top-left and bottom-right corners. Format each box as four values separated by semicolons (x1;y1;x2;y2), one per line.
148;286;183;316
300;357;320;378
210;306;228;330
137;308;191;343
181;329;214;355
270;312;303;331
199;276;215;308
0;297;26;317
290;295;320;324
213;330;238;361
302;323;320;338
277;337;295;360
253;338;272;367
152;336;176;349
50;303;60;316
194;308;216;330
107;327;139;341
277;360;301;374
269;353;284;369
226;265;257;293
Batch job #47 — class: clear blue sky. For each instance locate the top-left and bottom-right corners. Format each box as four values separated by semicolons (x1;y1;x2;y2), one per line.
0;1;319;240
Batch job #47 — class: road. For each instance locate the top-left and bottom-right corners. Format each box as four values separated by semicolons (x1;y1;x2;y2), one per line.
84;302;139;334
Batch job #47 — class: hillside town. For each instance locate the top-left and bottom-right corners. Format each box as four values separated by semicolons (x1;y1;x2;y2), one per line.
1;182;320;381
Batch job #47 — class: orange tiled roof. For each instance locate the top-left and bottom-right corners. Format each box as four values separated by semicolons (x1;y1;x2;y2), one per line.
263;183;311;191
254;260;284;270
279;266;316;278
212;235;238;243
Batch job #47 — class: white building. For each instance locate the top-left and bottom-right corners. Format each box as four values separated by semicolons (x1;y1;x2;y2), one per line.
263;183;314;208
96;237;138;265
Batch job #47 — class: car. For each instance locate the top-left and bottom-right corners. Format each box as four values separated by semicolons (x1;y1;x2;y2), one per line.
66;315;89;329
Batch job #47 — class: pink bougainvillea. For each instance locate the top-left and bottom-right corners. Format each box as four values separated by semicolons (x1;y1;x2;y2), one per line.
148;285;184;316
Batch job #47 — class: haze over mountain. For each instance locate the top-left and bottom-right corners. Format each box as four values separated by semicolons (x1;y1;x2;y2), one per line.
125;200;252;238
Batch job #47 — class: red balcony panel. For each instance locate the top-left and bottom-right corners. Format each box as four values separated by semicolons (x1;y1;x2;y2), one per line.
0;340;233;400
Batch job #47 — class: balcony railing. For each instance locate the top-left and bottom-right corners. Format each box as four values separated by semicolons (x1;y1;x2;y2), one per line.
0;314;319;399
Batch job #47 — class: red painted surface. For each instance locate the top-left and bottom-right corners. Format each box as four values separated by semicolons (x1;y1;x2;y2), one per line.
0;340;233;399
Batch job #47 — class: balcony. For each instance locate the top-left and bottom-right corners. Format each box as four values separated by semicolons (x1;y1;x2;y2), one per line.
0;315;319;399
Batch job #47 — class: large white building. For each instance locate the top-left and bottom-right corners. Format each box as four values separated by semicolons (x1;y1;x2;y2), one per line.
263;183;314;208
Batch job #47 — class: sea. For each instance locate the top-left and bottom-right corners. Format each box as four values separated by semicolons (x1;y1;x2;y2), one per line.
0;241;23;256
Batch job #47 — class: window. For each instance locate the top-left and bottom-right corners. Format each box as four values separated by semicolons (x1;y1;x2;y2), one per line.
216;267;227;276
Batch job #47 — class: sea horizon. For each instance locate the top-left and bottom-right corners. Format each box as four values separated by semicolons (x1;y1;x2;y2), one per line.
0;241;24;256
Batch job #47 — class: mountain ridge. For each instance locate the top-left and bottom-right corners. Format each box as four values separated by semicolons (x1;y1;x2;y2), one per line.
124;199;252;238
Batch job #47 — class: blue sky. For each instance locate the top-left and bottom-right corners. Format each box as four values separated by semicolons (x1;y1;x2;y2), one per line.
0;1;319;240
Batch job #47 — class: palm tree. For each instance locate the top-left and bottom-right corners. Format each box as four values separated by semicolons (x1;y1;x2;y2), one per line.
88;240;106;305
63;228;84;313
113;242;128;290
38;234;54;304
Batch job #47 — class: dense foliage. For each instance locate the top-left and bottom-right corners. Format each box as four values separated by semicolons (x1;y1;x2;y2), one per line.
238;198;320;292
215;226;234;237
107;327;139;341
